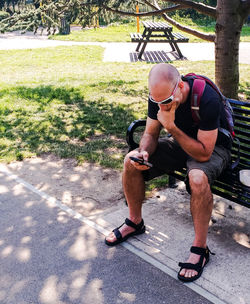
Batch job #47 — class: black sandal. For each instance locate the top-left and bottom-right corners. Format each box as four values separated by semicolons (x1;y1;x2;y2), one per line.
105;218;145;246
178;246;215;282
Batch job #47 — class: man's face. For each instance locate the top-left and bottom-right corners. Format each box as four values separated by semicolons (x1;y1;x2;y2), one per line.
149;78;182;110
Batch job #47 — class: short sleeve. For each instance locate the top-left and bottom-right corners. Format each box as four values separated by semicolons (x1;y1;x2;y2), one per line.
198;86;221;131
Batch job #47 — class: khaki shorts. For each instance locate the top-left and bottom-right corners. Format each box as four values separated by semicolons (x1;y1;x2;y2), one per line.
143;136;231;191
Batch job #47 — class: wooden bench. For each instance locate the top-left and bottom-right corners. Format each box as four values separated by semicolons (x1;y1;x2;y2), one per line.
126;99;250;208
130;32;188;43
130;21;189;59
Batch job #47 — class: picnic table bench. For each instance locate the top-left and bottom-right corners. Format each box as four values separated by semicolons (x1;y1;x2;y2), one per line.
130;21;189;59
126;99;250;208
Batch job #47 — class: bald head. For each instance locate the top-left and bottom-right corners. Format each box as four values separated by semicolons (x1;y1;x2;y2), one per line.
148;63;180;91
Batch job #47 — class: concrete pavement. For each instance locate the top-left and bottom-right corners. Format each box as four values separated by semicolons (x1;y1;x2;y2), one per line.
0;31;249;64
0;165;212;304
0;159;249;304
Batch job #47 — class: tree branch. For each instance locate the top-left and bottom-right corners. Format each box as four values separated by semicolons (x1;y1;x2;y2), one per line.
147;0;215;42
163;14;215;41
101;4;183;17
162;0;216;18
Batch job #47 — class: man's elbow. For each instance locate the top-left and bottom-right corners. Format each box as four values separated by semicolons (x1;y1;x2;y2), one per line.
197;153;212;162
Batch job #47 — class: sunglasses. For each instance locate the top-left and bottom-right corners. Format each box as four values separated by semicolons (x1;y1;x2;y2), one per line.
149;78;180;105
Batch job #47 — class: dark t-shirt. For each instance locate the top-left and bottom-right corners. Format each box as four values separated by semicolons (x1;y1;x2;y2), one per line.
148;76;231;149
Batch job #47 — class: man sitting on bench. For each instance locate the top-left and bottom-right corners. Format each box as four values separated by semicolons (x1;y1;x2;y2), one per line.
105;63;232;282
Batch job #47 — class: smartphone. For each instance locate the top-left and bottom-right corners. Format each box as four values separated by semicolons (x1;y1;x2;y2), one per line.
129;156;153;168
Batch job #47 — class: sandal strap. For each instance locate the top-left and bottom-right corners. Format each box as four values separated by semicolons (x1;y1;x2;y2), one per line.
191;246;207;268
178;262;201;272
190;246;215;256
190;246;207;255
113;228;122;241
125;218;144;231
207;246;215;255
112;218;144;240
178;246;216;272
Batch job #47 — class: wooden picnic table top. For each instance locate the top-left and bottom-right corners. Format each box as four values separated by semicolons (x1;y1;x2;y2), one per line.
142;21;172;31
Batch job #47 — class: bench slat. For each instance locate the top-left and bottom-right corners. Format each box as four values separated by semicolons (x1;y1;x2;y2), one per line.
130;32;189;43
230;99;250;107
235;121;250;130
130;33;143;40
234;113;250;122
233;107;250;115
235;129;250;138
142;21;172;30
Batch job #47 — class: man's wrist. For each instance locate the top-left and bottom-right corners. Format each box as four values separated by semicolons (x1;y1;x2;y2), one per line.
165;122;176;133
138;148;148;154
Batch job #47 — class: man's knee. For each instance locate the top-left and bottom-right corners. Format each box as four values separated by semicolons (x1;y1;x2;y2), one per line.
124;150;138;170
188;169;209;193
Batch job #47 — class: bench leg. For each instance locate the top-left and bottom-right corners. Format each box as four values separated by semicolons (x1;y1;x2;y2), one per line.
168;175;177;188
138;29;152;59
136;28;147;52
172;42;184;59
136;42;142;52
164;30;184;59
138;42;148;59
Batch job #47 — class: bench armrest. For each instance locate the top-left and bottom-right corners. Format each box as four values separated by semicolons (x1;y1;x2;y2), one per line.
126;119;146;151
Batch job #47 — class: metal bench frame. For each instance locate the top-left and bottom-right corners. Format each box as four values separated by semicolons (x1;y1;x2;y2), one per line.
126;99;250;208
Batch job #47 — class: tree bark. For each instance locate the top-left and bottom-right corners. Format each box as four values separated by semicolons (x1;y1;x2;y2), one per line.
215;0;245;98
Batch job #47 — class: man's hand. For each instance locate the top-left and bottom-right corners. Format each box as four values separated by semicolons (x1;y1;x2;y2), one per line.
157;102;177;132
129;150;151;171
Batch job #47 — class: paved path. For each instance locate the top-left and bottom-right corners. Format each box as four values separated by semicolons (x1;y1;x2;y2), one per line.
0;165;212;304
0;31;249;64
0;158;249;304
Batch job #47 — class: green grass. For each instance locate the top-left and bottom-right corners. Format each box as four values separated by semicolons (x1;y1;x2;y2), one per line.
0;46;148;165
50;23;137;42
50;21;250;43
0;46;249;169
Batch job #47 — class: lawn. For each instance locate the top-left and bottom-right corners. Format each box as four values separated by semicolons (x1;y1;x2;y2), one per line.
0;45;148;165
49;20;250;43
0;45;249;169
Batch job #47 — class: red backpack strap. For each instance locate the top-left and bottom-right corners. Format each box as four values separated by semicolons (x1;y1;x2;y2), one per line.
191;78;206;123
185;73;224;100
185;73;197;78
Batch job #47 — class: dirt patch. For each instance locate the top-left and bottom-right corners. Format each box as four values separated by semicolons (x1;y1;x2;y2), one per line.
4;154;124;217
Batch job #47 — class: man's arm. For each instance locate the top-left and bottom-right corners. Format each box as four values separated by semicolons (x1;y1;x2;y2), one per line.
129;117;161;170
169;127;217;162
139;117;161;156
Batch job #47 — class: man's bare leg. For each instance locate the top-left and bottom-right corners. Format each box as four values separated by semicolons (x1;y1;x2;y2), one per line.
105;153;145;243
179;169;213;279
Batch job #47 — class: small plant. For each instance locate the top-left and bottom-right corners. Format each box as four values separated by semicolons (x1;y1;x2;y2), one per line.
16;151;24;161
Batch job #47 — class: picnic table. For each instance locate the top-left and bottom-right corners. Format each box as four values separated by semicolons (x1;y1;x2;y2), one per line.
130;21;189;60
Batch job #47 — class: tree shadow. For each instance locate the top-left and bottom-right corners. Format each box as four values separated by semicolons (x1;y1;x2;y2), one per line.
0;85;141;166
129;50;187;63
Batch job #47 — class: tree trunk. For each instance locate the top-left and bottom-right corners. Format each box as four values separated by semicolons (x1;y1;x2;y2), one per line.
215;0;244;98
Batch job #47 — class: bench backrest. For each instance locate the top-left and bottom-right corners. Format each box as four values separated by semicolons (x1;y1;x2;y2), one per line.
230;99;250;171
